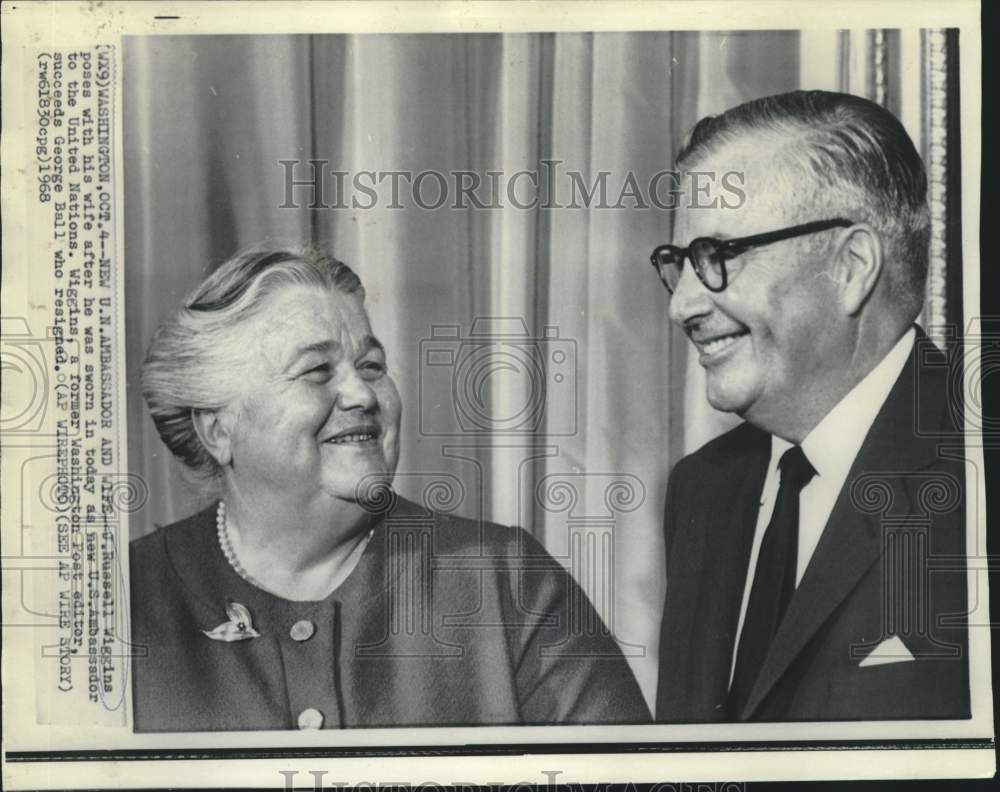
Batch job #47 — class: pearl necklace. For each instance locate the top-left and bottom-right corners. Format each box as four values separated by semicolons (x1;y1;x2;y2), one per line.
216;501;262;588
216;501;376;593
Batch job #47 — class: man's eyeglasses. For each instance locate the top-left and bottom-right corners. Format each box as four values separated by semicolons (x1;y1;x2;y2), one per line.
649;218;854;294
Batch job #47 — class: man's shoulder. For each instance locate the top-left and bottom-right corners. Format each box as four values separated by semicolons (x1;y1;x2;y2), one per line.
674;421;770;479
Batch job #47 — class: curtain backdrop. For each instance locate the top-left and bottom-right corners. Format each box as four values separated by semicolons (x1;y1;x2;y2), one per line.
123;31;946;707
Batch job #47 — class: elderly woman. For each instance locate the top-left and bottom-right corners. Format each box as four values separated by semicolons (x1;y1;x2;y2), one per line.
131;248;649;731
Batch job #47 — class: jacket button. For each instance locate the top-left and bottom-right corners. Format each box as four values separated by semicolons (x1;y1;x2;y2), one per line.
297;708;324;729
290;619;315;642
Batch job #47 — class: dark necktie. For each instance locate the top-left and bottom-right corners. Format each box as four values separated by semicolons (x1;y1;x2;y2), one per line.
728;444;816;718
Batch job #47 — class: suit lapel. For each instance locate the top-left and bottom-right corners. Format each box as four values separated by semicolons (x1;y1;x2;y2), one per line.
740;330;947;719
687;428;770;718
739;483;883;718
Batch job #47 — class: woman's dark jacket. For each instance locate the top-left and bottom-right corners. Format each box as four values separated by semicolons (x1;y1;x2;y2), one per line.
130;495;651;731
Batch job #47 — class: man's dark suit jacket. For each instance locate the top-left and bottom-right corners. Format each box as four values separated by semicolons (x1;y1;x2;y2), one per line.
656;330;970;722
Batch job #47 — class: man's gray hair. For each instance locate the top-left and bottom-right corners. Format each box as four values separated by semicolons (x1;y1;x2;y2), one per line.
141;247;364;482
677;90;930;321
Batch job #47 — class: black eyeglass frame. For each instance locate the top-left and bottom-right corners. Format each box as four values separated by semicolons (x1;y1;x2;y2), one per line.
650;218;855;294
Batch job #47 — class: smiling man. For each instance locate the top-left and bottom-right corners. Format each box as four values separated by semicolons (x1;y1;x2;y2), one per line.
653;91;969;722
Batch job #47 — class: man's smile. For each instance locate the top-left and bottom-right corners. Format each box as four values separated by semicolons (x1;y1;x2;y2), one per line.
690;328;750;363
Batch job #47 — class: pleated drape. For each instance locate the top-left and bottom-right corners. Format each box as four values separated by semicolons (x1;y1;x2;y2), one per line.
126;31;810;705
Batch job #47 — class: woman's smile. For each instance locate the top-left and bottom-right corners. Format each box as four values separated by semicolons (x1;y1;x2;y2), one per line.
322;422;381;445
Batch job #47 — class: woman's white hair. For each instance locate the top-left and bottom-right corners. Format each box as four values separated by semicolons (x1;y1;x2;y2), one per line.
141;247;364;483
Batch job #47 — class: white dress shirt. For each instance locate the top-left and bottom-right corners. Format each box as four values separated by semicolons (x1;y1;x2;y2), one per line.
728;328;916;687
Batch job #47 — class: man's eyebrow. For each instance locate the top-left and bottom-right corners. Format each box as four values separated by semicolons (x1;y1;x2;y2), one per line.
678;230;732;243
360;335;386;356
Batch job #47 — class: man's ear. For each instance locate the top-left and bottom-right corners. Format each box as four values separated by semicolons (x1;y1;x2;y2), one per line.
191;408;234;468
833;223;883;316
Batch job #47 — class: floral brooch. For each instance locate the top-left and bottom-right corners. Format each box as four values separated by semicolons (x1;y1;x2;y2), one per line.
202;600;260;642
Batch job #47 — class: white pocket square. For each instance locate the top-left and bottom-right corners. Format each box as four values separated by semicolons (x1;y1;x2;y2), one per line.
858;635;915;667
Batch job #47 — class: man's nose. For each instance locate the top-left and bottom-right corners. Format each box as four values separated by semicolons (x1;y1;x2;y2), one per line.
668;260;714;328
334;369;378;412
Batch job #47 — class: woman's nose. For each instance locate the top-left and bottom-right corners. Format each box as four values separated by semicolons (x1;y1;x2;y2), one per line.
334;369;378;412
